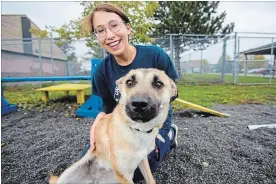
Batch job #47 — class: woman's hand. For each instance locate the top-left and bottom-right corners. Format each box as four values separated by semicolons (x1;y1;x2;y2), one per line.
90;112;106;150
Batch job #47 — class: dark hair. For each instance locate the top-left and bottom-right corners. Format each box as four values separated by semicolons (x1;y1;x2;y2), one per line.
83;3;130;33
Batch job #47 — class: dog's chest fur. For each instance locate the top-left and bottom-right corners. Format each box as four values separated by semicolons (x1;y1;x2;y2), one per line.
96;124;157;173
118;128;157;172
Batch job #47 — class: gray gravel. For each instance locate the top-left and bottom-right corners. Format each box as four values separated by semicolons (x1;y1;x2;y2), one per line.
1;103;276;184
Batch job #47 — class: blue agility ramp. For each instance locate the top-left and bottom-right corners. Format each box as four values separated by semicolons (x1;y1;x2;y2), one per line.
76;58;103;118
1;87;17;116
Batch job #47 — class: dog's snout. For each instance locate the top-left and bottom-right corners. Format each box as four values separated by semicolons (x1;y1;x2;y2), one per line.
126;95;159;122
131;97;149;112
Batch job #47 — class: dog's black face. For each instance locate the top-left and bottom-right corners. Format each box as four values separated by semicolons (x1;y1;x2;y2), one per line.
125;95;159;123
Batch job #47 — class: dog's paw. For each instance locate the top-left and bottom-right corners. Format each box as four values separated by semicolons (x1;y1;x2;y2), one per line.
147;178;156;184
49;175;59;184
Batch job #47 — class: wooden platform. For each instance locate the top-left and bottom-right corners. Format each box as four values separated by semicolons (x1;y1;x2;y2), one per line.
36;83;91;104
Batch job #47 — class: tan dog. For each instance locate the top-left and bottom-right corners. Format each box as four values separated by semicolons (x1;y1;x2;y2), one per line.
49;68;177;184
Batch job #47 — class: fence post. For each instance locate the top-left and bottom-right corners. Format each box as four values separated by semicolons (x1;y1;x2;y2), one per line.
200;48;203;77
233;32;237;84
269;38;274;83
50;34;54;75
39;38;42;87
237;37;240;84
221;36;227;83
189;54;191;73
170;34;174;65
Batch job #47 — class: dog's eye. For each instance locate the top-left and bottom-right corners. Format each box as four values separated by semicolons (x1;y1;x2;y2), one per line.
154;81;164;89
126;80;134;87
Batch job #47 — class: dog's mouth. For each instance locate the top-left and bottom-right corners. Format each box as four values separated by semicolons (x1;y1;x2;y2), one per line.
130;116;154;123
125;96;159;123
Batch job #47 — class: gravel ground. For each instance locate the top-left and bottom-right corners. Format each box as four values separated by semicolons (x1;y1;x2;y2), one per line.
1;103;276;184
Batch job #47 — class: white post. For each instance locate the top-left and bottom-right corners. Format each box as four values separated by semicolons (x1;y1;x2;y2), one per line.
269;38;274;83
233;32;237;84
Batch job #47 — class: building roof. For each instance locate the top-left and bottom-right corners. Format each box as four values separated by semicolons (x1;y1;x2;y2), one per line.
240;42;276;55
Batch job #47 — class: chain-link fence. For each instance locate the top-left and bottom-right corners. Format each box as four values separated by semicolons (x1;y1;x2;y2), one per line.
151;34;234;84
2;33;275;85
150;32;276;84
1;37;100;78
234;32;276;84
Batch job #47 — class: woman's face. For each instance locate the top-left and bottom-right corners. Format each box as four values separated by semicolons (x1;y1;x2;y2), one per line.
93;11;131;56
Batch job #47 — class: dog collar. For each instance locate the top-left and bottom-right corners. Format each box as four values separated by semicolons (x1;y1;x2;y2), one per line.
130;127;153;133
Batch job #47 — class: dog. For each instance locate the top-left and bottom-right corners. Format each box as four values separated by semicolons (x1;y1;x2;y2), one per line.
49;68;178;184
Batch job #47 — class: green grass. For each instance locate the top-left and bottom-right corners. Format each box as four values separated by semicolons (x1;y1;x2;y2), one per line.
3;81;276;112
3;82;92;110
173;84;276;111
182;73;276;84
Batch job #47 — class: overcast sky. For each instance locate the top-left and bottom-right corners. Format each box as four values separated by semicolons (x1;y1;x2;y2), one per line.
2;1;276;64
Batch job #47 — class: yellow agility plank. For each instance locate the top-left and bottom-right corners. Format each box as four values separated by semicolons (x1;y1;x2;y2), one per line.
175;98;229;117
36;83;91;104
36;84;91;91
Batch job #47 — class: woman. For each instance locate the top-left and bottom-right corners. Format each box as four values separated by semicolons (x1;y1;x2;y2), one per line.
82;3;179;182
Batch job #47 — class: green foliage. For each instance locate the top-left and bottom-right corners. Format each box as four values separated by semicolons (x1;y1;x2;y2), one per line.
254;55;265;60
214;55;233;73
29;28;48;38
30;25;77;61
153;1;234;36
81;1;159;43
249;55;267;69
238;54;267;70
31;2;159;59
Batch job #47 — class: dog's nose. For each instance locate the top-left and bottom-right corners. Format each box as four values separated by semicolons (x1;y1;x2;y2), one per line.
131;97;149;112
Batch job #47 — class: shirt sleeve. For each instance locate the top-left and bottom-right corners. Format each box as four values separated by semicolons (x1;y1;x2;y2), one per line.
92;64;116;114
156;47;179;81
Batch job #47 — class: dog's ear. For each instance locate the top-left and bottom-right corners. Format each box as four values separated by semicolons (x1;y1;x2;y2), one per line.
169;79;178;103
115;77;123;90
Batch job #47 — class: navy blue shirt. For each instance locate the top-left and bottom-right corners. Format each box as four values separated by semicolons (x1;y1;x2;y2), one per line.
92;45;178;137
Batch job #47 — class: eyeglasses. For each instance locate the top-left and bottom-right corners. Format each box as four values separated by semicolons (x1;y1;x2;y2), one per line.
94;20;126;38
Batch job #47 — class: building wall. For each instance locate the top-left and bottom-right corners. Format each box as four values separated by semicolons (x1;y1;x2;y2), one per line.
1;15;24;53
1;15;67;61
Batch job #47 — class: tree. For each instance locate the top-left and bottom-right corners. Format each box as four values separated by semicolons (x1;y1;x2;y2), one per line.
238;54;266;70
30;26;78;62
201;59;210;72
253;55;265;60
78;1;160;58
152;1;235;78
249;55;266;69
215;55;232;73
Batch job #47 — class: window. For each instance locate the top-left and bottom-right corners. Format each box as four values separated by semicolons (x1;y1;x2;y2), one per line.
21;17;33;55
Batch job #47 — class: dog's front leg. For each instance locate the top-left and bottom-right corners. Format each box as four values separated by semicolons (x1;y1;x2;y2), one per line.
113;170;134;184
138;157;156;184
